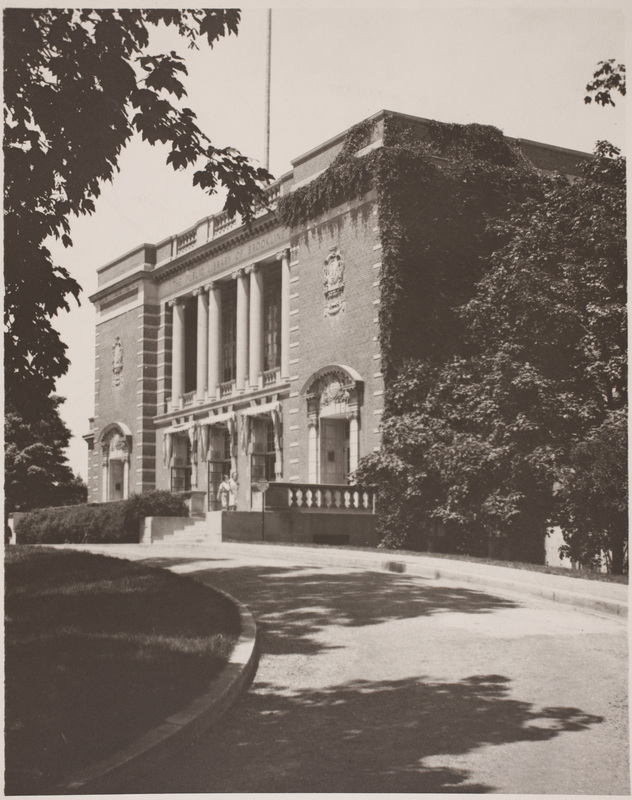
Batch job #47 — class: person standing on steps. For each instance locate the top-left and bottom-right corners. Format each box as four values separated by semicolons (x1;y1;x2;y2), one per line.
217;475;231;510
228;471;238;511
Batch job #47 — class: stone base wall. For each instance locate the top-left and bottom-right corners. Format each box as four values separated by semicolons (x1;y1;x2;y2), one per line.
222;510;378;548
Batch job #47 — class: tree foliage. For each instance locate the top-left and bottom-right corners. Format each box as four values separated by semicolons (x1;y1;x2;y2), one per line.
557;409;627;573
4;8;271;416
5;395;87;513
585;59;626;106
357;140;627;571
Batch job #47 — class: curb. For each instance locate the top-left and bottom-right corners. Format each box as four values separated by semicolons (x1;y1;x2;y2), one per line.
44;541;630;620
207;541;628;619
55;584;259;794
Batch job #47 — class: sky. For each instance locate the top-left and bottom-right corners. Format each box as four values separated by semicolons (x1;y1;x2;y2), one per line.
40;1;627;479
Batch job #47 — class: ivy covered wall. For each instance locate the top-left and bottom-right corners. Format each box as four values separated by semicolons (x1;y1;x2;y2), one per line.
277;113;616;564
278;113;545;389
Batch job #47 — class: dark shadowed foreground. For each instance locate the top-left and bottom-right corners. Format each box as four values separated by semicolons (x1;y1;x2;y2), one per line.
4;547;240;794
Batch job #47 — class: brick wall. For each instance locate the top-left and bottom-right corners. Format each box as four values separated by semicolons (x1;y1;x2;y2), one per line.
88;284;159;501
284;189;384;481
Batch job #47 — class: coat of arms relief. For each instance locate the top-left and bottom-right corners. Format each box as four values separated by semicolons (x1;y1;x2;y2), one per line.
112;337;123;386
323;247;345;316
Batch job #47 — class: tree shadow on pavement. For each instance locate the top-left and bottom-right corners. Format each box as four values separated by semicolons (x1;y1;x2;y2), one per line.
128;673;603;794
137;558;519;656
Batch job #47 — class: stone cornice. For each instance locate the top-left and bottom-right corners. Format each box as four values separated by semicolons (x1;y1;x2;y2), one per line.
88;269;152;305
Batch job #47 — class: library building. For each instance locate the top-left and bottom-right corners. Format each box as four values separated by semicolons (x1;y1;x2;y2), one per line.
84;110;587;546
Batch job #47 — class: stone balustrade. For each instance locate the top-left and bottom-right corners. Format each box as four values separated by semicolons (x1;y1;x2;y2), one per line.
265;482;375;514
214;210;240;236
176;227;197;254
180;179;282;248
220;380;235;398
182;390;196;408
263;368;279;387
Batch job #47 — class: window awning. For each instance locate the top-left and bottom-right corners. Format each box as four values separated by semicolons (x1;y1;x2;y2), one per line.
240;401;281;418
168;421;196;434
163;421;197;467
201;411;236;426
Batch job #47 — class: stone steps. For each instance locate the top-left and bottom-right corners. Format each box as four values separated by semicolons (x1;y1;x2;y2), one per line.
148;516;220;545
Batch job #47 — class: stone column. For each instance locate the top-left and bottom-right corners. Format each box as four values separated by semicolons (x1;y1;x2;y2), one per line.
206;282;221;401
123;456;130;499
247;264;263;390
169;298;185;411
234;268;249;392
307;416;319;483
278;248;291;380
348;409;359;476
194;287;208;403
101;449;109;503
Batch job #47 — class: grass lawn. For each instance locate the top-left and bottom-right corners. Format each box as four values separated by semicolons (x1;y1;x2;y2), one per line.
5;546;241;795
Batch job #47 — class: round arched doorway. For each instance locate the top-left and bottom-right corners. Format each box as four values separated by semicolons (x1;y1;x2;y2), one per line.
97;422;132;502
300;365;363;484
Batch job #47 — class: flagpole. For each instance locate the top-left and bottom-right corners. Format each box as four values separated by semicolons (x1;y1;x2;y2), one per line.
264;9;272;171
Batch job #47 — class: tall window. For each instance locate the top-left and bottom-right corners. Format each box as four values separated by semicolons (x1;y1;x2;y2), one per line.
208;428;231;510
171;435;191;492
183;296;197;393
251;418;277;481
263;269;281;371
221;282;237;382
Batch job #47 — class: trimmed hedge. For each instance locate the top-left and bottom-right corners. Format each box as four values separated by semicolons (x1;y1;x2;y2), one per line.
15;491;189;545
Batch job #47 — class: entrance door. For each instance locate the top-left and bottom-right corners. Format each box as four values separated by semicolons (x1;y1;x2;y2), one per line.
208;428;231;511
109;460;124;501
320;419;349;485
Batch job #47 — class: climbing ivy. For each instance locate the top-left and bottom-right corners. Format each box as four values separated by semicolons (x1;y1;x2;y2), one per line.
277;118;377;228
278;113;543;385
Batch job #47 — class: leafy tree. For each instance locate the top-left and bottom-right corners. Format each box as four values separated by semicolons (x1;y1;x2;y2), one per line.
5;396;88;513
357;142;627;569
585;59;626;106
4;9;271;417
557;409;627;573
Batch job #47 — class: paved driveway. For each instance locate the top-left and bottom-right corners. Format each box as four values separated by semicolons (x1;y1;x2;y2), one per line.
98;546;628;794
